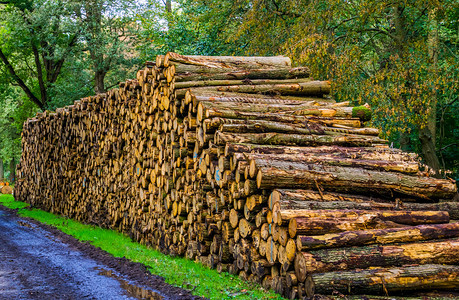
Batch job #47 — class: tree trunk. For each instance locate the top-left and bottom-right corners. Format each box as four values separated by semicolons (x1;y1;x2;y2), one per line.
419;8;441;173
9;158;15;183
165;0;171;13
0;159;4;180
94;69;106;94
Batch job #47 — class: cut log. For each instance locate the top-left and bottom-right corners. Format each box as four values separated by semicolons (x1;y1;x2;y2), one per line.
165;52;292;69
174;67;310;82
296;239;459;275
296;222;459;250
289;216;410;237
216;132;387;147
256;161;457;200
215;81;330;96
305;264;459;296
175;78;312;89
225;144;418;162
278;209;449;227
198;101;370;120
246;153;419;175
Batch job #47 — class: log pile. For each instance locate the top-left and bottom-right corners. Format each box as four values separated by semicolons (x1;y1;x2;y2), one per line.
15;53;459;299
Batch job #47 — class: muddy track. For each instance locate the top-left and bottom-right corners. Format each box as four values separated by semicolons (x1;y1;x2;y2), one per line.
0;206;205;300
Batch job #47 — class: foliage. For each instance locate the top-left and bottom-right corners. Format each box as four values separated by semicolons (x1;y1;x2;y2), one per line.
165;0;458;176
0;194;283;300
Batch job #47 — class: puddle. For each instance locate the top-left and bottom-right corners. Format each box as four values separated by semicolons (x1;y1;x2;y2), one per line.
17;220;35;229
94;267;164;300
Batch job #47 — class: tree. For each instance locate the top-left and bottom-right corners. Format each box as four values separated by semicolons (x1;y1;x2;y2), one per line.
174;0;457;175
0;0;81;110
74;0;142;94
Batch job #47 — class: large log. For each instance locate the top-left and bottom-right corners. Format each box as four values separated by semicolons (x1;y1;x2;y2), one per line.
278;209;449;227
305;264;459;296
247;153;418;175
175;78;312;89
215;81;331;96
197;101;371;120
210;118;379;136
289;216;417;237
296;239;459;276
296;222;459;250
256;160;457;200
216;132;387;147
174;67;311;82
165;52;292;69
225;144;418;162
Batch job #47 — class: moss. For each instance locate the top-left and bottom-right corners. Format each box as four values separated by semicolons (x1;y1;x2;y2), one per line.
352;105;372;121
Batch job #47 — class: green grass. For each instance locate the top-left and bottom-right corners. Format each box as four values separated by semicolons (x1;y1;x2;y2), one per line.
0;194;283;299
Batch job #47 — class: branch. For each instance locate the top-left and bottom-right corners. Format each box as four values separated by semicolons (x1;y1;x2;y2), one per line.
360;28;396;41
0;48;44;110
440;143;458;152
329;16;358;31
32;44;48;105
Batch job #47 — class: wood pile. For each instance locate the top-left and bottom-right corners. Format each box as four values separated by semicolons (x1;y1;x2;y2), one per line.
1;181;13;194
15;53;459;299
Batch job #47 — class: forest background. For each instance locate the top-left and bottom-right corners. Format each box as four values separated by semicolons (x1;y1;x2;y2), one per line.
0;0;457;182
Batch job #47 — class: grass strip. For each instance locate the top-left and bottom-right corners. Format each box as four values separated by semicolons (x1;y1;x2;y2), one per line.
0;194;283;299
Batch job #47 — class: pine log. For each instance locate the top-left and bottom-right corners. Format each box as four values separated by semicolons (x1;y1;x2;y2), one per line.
175;78;312;89
192;95;328;106
198;101;370;120
199;109;364;127
247;153;418;175
296;239;459;276
216;132;387;147
209;118;379;136
174;67;310;82
225;144;417;162
278;209;449;228
215;81;330;96
165;52;292;69
256;161;457;200
296;222;459;250
289;216;411;237
305;264;459;296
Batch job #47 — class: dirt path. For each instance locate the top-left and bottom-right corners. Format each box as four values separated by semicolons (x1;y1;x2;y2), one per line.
0;207;203;300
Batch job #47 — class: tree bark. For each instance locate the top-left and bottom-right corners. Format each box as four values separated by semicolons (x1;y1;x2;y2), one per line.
95;69;107;94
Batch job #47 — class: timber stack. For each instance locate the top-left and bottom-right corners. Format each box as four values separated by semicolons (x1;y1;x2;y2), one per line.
15;53;459;299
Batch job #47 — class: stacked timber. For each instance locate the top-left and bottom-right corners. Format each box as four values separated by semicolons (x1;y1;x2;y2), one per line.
15;53;459;299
